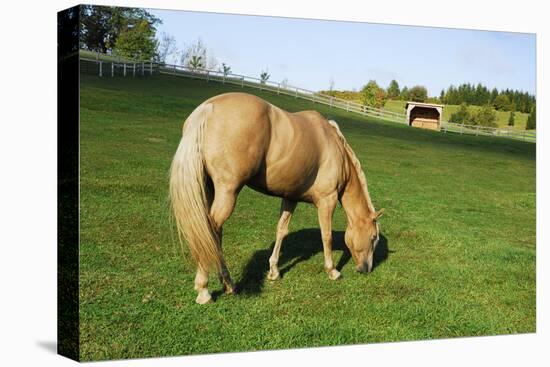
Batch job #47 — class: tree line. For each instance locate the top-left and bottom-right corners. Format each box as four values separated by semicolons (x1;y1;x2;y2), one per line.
440;83;535;113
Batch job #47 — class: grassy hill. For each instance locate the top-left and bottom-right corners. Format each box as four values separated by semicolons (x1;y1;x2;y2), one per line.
384;100;529;129
79;72;535;361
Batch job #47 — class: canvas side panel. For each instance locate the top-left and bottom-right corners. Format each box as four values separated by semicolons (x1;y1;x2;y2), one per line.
57;4;81;362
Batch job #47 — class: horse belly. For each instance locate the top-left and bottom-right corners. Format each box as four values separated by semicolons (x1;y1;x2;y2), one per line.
247;144;322;202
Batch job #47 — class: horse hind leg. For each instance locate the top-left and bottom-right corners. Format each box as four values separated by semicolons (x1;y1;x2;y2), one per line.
209;187;238;295
194;265;212;304
268;199;297;280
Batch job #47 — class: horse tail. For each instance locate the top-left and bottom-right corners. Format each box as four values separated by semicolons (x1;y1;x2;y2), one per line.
169;103;222;272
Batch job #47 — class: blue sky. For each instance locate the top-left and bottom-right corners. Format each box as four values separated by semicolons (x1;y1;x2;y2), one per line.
148;9;536;97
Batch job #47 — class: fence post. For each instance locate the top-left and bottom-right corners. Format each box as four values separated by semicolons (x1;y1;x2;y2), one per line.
149;62;153;75
523;131;526;141
133;63;136;77
241;77;244;88
99;61;102;77
330;97;333;108
346;101;349;112
460;123;464;135
277;83;280;95
141;62;144;76
123;63;126;77
207;71;210;82
173;64;176;75
313;94;315;103
223;74;225;84
111;62;114;77
295;88;298;99
476;125;480;136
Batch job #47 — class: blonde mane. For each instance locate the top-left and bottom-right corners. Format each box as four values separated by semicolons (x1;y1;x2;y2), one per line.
327;120;376;213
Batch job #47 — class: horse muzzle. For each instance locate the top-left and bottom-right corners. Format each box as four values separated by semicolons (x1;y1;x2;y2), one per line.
356;263;372;274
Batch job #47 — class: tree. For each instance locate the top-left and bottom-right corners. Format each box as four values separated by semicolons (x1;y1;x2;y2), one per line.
181;38;217;70
409;85;428;102
79;5;161;54
113;20;158;60
493;94;511;111
439;89;446;104
449;103;471;124
157;32;178;63
399;86;410;101
281;78;289;90
526;105;536;130
508;107;515;126
361;80;386;108
329;77;335;93
221;63;231;76
375;88;388;108
387;80;400;100
189;55;203;70
260;69;270;84
472;104;497;127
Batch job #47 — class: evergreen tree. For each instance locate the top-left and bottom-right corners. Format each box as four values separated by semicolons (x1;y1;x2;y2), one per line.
399;86;410;101
493;94;511;111
526;105;536;130
508;107;515;126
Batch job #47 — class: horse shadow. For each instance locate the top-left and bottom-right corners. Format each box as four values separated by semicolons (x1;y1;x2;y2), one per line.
234;228;390;296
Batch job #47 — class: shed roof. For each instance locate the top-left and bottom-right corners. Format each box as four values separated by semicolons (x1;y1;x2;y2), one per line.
405;101;444;109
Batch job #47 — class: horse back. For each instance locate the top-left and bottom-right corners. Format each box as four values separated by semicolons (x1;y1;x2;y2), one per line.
201;93;347;202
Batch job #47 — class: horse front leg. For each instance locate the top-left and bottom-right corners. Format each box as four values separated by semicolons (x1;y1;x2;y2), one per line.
268;199;297;281
316;192;340;280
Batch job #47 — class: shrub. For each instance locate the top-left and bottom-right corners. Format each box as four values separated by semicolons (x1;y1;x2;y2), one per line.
472;104;498;127
449;103;471;124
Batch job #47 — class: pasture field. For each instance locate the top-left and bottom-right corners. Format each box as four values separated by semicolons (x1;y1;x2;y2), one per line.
79;72;535;361
384;100;530;130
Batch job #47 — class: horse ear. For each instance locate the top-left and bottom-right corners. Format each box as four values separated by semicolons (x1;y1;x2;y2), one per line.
374;208;385;220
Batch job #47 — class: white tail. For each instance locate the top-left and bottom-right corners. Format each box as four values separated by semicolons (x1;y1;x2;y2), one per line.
169;103;222;271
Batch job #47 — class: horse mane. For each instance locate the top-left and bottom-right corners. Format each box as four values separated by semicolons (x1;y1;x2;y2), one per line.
327;120;376;213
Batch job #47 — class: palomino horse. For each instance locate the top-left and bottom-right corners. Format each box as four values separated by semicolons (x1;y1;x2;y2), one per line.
170;92;383;304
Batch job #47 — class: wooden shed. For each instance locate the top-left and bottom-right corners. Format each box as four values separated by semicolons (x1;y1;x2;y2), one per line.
405;101;444;131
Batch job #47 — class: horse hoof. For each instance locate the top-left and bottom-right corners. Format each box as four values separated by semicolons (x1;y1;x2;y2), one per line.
328;269;341;280
224;285;236;295
195;292;213;304
267;269;280;281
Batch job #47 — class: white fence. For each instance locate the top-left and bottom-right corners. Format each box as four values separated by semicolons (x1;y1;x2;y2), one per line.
442;122;536;142
157;63;409;124
79;54;535;143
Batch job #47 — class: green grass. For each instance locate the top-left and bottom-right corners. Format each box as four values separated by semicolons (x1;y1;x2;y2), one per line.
384;100;530;130
79;72;536;361
79;49;147;63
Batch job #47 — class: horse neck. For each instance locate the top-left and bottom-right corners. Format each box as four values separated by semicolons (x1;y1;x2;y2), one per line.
340;155;375;227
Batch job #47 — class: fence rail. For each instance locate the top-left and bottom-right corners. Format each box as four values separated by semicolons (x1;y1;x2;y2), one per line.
156;63;408;124
79;52;535;143
442;122;536;142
